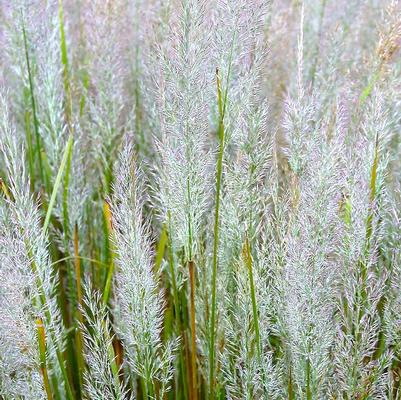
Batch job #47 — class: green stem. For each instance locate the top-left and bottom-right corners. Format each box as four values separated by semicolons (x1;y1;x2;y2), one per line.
102;200;115;304
188;260;198;400
106;329;123;398
306;354;312;400
43;134;73;234
36;318;53;400
73;225;85;393
360;67;382;105
209;67;226;400
167;212;189;399
209;31;236;396
244;236;261;359
155;223;168;275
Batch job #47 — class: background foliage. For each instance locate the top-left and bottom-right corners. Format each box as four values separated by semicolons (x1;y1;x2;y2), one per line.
0;0;401;399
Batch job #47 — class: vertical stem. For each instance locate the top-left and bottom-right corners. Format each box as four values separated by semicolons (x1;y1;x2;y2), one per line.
36;318;53;400
183;331;192;400
360;67;382;105
185;162;197;398
306;354;312;400
243;236;261;358
140;376;148;400
103;200;115;304
43;134;73;233
366;132;379;247
167;213;189;399
62;139;73;242
95;206;122;396
288;366;294;400
61;143;76;399
359;132;379;311
74;224;83;313
107;333;123;398
208;31;236;397
188;260;198;400
57;14;76;382
74;224;85;388
155;224;168;275
209;67;225;400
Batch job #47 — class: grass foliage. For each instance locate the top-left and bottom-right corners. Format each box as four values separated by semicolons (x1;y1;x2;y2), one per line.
0;0;401;399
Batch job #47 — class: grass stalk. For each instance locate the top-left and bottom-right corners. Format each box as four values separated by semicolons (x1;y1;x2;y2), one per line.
73;224;85;389
185;166;198;399
366;132;379;246
94;205;122;396
107;331;123;398
209;67;226;400
188;260;198;400
36;318;53;400
359;132;379;307
43;134;73;234
208;32;235;391
102;200;115;304
360;68;381;105
243;236;261;359
166;212;189;399
62;138;73;240
74;224;83;314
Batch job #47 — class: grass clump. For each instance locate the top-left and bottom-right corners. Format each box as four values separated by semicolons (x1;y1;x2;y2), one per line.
0;0;401;399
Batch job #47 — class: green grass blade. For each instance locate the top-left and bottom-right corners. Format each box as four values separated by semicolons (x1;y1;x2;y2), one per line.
209;31;235;398
244;236;261;359
36;318;53;400
102;201;115;304
43;134;73;233
209;67;225;400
